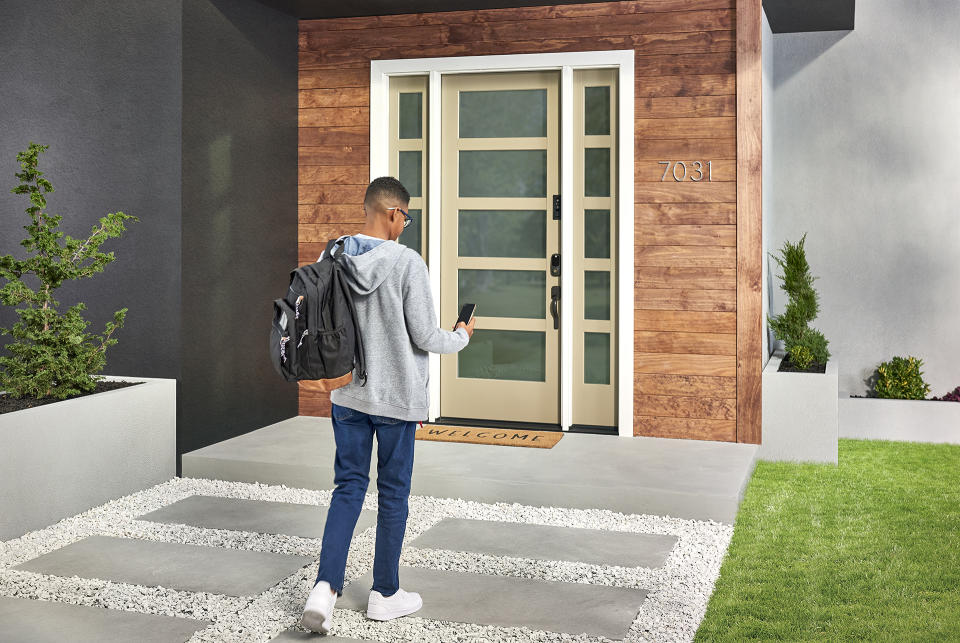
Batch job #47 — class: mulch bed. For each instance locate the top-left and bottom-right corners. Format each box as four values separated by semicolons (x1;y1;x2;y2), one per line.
0;380;144;415
777;355;826;373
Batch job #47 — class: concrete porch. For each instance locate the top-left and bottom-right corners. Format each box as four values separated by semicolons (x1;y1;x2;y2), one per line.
182;416;758;524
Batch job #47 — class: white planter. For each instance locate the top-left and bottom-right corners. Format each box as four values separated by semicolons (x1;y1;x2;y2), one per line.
760;354;838;464
840;396;960;444
0;375;176;541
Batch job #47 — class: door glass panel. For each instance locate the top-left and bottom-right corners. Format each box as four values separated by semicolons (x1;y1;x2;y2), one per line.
584;209;610;259
399;92;423;139
459;150;547;198
399;150;422;197
458;269;545;319
398;208;422;255
458;329;546;381
584;332;610;384
458;210;546;258
584;86;610;136
459;89;547;138
584;270;610;320
585;148;610;197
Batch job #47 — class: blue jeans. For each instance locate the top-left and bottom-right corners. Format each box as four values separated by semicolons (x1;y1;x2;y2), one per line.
315;402;417;598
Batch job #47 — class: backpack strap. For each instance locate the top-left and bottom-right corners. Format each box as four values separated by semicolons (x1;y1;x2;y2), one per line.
324;237;346;262
335;264;367;386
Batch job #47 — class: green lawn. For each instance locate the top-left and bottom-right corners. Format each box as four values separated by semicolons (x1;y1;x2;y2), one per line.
695;439;960;641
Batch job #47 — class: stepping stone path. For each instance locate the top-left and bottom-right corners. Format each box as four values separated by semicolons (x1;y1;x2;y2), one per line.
0;478;733;642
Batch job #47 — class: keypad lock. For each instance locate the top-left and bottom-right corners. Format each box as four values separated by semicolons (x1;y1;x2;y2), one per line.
550;253;561;277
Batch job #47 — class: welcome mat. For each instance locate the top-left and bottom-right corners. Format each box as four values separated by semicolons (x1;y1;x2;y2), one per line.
416;424;563;449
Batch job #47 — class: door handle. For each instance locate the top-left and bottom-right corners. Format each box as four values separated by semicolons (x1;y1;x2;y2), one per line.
550;286;560;330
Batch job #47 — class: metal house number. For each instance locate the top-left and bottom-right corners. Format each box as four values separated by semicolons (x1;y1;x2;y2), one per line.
659;161;712;182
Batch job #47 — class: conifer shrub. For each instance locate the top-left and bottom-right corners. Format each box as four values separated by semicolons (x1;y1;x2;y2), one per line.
0;143;139;400
767;233;831;371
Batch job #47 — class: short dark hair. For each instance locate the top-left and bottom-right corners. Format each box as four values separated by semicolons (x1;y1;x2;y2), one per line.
364;176;410;211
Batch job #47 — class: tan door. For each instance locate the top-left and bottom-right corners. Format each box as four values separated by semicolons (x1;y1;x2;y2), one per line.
439;71;560;424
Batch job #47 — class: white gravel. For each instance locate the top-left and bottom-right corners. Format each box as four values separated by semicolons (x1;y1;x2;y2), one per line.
0;477;734;642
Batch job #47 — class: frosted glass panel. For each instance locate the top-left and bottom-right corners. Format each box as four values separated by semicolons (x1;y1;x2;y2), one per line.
459;269;545;319
459;89;547;138
398;208;422;255
584;271;610;320
584;209;610;259
458;210;546;258
399;151;422;197
585;148;610;197
584;86;610;135
459;150;547;198
458;329;546;382
584;332;610;385
399;92;422;139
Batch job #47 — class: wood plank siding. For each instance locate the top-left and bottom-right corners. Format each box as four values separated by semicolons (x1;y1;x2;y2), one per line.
297;0;763;443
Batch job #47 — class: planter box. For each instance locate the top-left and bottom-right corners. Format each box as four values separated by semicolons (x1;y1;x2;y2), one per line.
840;396;960;444
0;375;175;541
760;354;838;464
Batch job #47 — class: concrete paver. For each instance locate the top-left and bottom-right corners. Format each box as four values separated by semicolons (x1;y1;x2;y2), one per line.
411;517;677;568
137;494;377;539
0;595;210;643
339;566;649;640
12;535;314;597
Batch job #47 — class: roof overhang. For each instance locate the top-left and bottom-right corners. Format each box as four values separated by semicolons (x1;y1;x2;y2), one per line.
762;0;854;33
259;0;855;33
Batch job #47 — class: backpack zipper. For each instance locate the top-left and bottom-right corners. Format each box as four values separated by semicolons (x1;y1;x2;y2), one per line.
279;336;290;363
297;328;309;348
295;295;304;319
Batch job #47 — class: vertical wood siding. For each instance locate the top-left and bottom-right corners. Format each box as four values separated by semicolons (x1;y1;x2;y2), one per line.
297;0;760;443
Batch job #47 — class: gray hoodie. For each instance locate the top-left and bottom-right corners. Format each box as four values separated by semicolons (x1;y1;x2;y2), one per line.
318;234;469;421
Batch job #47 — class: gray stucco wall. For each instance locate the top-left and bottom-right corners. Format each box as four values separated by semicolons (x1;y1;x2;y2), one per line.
0;0;298;478
767;0;959;396
180;0;298;467
0;0;182;381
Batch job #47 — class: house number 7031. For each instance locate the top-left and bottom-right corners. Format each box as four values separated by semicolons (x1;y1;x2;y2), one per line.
659;161;712;182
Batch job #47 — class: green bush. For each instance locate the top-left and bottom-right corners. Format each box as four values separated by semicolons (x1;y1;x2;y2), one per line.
767;233;831;370
874;355;932;399
0;143;139;400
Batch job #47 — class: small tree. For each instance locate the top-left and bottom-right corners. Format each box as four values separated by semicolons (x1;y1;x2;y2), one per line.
767;233;830;370
0;143;139;400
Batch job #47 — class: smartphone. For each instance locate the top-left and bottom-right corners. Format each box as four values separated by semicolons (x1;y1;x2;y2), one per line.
455;303;476;330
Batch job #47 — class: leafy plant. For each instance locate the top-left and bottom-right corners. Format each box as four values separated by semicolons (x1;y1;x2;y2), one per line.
873;356;932;400
932;386;959;402
767;233;831;370
0;143;139;400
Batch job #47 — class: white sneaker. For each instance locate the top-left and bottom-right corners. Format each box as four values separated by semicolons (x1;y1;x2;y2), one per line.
301;579;337;633
366;587;423;621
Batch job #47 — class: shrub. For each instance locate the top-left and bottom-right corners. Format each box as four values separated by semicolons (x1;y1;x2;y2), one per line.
932;386;960;402
0;143;139;400
873;356;932;400
767;233;831;370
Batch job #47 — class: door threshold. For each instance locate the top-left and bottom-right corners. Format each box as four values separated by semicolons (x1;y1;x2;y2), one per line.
432;417;562;433
568;424;618;436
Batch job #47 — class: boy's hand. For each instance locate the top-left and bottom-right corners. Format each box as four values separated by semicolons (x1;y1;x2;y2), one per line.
455;316;475;338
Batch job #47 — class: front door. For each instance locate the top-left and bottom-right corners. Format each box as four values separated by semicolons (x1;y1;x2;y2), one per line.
439;71;561;425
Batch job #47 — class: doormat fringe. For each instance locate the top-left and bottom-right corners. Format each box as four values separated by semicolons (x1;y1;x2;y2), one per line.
416;424;563;449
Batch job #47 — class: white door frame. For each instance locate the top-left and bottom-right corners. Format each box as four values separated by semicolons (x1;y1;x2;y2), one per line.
370;50;634;437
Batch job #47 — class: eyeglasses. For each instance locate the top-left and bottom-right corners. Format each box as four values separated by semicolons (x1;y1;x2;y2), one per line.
386;206;413;228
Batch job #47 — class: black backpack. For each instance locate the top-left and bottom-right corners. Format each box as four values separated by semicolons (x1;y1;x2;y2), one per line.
269;237;367;390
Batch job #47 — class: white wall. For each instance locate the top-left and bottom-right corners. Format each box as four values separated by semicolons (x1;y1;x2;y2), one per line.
766;0;960;396
762;8;773;366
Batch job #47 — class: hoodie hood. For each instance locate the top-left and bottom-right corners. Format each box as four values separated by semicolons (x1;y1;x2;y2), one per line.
335;235;407;296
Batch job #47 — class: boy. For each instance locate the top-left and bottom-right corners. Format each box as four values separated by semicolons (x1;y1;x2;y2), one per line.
301;176;474;634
